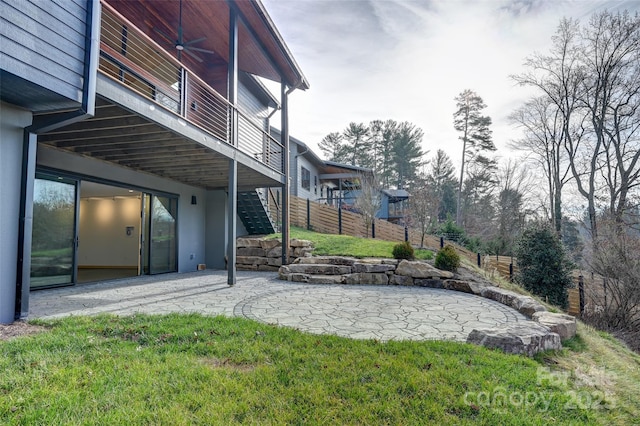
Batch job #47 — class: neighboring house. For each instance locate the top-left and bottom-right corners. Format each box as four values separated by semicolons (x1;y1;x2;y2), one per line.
378;189;410;224
0;0;308;322
269;129;374;209
269;129;409;224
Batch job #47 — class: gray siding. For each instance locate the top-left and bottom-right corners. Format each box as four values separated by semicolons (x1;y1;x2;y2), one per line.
0;0;87;107
238;79;269;130
0;103;33;323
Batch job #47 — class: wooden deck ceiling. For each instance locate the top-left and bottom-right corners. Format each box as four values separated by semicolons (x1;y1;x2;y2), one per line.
105;0;308;90
37;98;282;190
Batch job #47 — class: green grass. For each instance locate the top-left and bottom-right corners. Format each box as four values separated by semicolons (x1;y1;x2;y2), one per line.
31;247;73;258
273;227;433;260
3;313;637;425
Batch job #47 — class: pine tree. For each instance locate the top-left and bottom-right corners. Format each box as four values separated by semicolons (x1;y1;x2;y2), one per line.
318;132;345;162
453;90;495;226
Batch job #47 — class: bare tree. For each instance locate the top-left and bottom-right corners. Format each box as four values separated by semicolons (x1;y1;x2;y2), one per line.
583;219;640;352
579;11;640;229
509;96;574;234
494;160;533;255
409;168;439;248
512;18;587;233
354;175;381;238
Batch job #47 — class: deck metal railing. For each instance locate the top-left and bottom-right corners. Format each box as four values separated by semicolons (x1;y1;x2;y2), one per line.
97;1;283;173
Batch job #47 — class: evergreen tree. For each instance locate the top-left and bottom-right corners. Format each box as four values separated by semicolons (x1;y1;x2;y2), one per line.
515;222;573;308
392;122;424;189
343;122;371;168
318;132;345;162
426;150;458;222
453;90;495;226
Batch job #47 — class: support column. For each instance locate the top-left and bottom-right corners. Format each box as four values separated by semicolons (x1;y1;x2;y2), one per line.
15;132;37;319
226;7;239;286
227;158;237;286
281;82;290;265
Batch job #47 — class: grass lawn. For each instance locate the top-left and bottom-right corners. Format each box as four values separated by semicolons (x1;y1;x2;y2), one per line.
3;230;639;424
273;226;433;260
2;314;638;425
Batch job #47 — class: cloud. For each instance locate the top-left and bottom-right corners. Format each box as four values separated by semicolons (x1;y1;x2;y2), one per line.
263;0;639;169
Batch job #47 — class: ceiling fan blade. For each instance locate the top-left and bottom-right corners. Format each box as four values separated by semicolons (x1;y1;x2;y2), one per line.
153;27;175;44
186;46;215;54
184;48;204;63
183;36;207;46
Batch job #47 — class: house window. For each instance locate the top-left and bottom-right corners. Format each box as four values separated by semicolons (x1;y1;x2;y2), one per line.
301;167;311;191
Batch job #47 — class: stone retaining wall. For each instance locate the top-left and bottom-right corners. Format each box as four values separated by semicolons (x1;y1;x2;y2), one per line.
235;237;313;272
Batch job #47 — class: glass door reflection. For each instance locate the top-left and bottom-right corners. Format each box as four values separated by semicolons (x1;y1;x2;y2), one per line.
149;195;177;274
30;175;78;288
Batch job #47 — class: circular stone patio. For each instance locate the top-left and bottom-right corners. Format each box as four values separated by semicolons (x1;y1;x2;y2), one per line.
29;271;530;342
235;283;528;341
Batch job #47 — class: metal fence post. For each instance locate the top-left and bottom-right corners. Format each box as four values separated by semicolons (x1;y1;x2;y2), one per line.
372;221;375;239
306;198;310;231
404;226;408;242
338;206;342;235
440;236;444;248
477;253;481;267
578;275;585;315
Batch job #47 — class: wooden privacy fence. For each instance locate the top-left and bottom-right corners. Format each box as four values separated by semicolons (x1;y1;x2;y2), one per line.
290;196;451;249
482;255;592;317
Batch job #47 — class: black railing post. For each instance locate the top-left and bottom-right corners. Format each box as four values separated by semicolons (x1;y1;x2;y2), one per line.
404;226;408;242
372;221;375;239
338;206;342;235
509;263;513;282
579;275;585;315
306;198;311;231
477;253;481;267
440;236;444;248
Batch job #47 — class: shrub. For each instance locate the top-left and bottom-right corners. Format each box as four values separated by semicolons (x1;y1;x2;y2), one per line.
392;241;414;260
514;222;573;309
439;218;465;243
435;245;460;271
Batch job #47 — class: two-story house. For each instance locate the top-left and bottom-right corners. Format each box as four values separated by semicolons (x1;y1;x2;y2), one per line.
0;0;308;323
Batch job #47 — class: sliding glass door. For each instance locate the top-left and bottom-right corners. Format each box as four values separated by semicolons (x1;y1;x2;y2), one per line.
30;175;78;288
143;195;178;274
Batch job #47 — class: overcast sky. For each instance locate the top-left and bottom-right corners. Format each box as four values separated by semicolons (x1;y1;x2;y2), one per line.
262;0;639;169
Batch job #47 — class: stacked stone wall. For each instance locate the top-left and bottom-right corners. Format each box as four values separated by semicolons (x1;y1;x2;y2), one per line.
235;237;313;272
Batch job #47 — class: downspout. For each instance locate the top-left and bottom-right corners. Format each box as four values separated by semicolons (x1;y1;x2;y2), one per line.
281;84;296;266
15;0;100;319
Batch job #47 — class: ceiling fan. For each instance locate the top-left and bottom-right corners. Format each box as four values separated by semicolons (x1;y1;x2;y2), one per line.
154;0;214;63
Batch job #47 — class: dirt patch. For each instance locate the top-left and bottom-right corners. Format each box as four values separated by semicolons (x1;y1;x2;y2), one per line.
0;322;47;341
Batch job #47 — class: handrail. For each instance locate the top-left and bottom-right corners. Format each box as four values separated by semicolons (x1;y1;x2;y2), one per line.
97;0;284;173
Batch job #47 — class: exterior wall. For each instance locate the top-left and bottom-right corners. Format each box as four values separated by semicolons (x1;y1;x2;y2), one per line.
289;144;321;201
296;155;318;201
238;80;269;128
0;102;32;323
378;194;390;219
204;189;248;270
37;146;207;273
0;0;87;107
